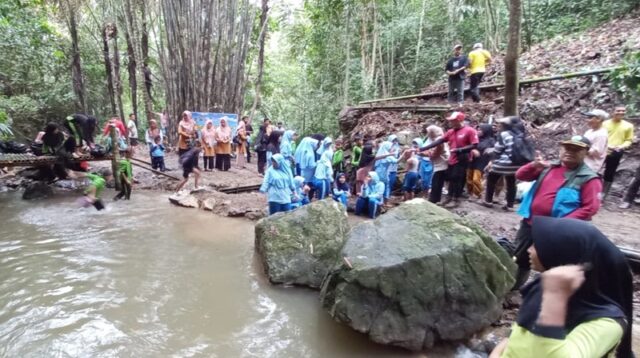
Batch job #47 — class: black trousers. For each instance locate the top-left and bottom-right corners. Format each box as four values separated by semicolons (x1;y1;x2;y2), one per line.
512;220;533;290
203;156;214;170
486;172;517;207
447;161;468;199
624;165;640;203
469;72;485;102
257;150;267;174
151;157;165;171
429;170;447;203
215;154;231;171
603;150;624;183
246;142;252;163
114;175;132;200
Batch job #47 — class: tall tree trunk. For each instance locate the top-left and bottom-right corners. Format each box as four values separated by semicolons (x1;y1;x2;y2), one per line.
249;0;269;122
342;2;351;106
112;35;125;121
102;25;117;115
414;0;427;74
125;31;138;121
504;0;522;116
67;1;87;113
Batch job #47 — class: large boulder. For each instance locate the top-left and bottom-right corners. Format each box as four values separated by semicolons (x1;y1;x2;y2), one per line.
255;199;349;288
320;199;516;351
22;181;53;200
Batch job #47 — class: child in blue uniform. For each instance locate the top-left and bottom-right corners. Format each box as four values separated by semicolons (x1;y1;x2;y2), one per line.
313;138;334;199
332;173;350;207
260;154;296;215
291;176;310;209
403;138;422;201
355;171;385;219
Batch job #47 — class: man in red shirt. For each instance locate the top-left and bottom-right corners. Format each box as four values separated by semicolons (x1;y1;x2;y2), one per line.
420;111;479;208
512;134;601;289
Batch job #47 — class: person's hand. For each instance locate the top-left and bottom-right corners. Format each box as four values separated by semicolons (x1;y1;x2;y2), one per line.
541;264;586;298
471;149;480;158
532;150;549;169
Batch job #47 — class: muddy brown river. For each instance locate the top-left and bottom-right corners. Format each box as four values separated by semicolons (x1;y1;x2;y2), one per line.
0;191;424;357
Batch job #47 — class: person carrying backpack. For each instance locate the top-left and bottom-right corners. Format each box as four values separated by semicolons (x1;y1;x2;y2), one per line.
483;116;533;211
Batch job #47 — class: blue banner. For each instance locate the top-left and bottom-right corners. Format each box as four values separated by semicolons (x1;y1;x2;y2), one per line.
191;112;239;134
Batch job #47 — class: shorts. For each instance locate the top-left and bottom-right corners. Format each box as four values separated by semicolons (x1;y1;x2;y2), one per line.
403;171;420;192
129;138;139;146
182;165;199;178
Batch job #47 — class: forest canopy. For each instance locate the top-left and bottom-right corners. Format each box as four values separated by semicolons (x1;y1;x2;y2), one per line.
0;0;638;140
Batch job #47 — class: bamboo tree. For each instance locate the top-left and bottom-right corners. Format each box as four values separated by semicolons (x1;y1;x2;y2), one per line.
249;0;269;122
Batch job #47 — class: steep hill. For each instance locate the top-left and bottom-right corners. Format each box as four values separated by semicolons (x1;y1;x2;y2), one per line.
339;11;640;197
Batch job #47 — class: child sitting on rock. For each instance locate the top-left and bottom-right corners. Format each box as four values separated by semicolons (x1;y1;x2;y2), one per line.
291;176;310;209
332;172;350;207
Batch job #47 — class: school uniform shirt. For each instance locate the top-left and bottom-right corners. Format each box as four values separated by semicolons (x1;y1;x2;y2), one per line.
603;119;634;150
442;126;479;165
260;155;295;204
118;159;133;180
314;150;334;181
584;127;608;172
151;144;165;157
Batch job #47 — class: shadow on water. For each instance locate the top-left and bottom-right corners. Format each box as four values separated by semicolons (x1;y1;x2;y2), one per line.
0;190;432;357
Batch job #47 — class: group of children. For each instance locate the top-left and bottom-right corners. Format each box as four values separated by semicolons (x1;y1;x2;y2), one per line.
258;129;450;218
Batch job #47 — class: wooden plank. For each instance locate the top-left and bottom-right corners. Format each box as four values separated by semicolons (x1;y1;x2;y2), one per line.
359;67;621;105
129;160;181;181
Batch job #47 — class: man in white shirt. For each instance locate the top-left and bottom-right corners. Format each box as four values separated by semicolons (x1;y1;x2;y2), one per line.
127;113;139;149
582;109;609;173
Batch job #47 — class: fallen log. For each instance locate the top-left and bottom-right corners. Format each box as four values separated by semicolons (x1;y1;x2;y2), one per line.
359;67;621;105
352;104;451;113
130;161;181;181
218;184;261;194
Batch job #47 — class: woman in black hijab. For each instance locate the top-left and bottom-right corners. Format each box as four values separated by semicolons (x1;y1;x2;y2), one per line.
492;216;633;358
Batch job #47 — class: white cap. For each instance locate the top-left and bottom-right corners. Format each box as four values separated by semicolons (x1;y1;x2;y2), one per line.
473;43;483;49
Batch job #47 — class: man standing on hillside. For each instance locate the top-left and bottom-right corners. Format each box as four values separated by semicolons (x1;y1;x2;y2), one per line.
602;104;634;198
467;43;492;103
445;44;468;106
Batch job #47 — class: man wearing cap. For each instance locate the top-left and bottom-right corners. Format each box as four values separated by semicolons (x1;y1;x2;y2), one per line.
602;104;634;198
445;44;468;105
511;135;602;289
582;109;609;173
467;43;492;103
419;111;478;208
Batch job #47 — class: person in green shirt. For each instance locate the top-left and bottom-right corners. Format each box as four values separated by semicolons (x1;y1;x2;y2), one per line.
80;168;112;211
114;149;133;201
332;139;345;180
491;217;632;358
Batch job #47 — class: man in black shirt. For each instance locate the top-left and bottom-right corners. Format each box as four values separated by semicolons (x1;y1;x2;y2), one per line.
445;44;468;105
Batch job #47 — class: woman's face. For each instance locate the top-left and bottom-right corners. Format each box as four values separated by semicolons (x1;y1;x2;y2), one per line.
207;122;212;129
271;159;279;168
528;245;545;272
338;176;346;184
220;120;227;127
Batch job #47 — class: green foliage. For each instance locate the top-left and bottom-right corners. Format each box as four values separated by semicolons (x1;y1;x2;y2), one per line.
0;109;12;139
610;51;640;113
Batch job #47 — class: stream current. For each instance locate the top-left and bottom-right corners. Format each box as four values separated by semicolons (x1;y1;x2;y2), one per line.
0;191;418;357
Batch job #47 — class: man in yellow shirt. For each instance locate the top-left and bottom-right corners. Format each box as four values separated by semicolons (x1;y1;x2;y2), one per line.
467;43;492;102
602;104;635;197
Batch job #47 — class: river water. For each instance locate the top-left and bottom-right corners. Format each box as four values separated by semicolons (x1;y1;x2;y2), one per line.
0;191;420;357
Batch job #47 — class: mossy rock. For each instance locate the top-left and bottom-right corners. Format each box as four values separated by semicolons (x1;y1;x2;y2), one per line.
255;199;349;288
320;198;516;351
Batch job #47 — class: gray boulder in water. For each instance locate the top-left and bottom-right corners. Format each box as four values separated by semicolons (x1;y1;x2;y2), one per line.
255;199;349;289
320;199;516;351
22;181;53;200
